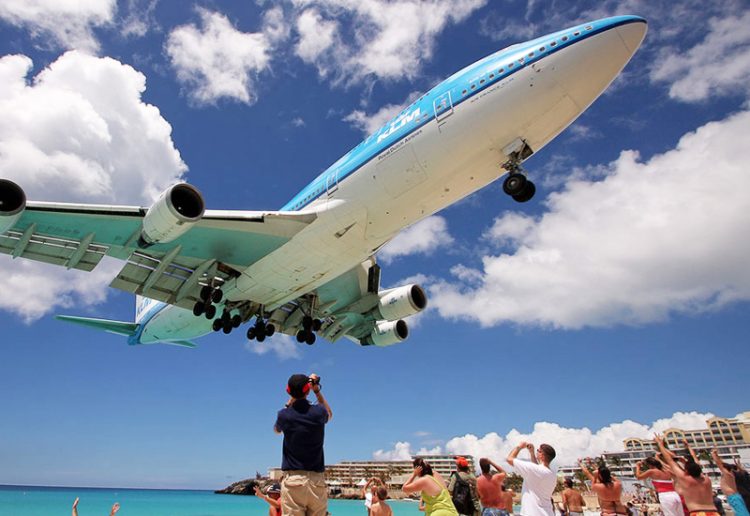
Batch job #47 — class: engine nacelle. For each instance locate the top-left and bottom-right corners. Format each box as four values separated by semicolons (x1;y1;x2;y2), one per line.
140;183;205;246
0;179;26;233
375;284;427;321
365;319;409;347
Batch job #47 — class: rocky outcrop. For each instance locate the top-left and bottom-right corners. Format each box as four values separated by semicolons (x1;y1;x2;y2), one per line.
214;478;260;495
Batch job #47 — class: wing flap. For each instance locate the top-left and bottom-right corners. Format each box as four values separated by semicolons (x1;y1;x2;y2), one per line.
0;228;108;271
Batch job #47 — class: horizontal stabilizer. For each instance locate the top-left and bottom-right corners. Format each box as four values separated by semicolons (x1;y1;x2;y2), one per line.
165;340;198;348
55;315;139;337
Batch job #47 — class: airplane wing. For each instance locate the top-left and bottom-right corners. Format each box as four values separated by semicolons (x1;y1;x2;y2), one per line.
1;199;316;310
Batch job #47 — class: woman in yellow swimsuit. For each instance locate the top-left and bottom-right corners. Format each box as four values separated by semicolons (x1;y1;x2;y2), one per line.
403;458;459;516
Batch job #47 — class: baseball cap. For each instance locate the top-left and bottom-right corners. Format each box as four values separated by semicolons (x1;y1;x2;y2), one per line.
267;483;281;494
287;374;310;398
456;456;469;468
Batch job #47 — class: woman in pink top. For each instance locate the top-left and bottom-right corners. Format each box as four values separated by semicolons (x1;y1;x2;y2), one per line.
636;457;684;516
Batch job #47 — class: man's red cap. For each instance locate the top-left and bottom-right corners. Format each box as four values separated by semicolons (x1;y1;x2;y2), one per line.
456;456;469;468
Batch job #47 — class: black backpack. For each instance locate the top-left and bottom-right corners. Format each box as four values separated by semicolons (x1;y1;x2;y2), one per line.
451;472;474;515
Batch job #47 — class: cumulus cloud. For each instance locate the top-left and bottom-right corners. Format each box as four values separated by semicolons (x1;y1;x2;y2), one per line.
165;8;274;105
430;109;750;329
0;0;116;52
244;334;302;360
650;11;750;102
379;216;454;264
373;411;716;467
289;0;487;84
0;51;187;320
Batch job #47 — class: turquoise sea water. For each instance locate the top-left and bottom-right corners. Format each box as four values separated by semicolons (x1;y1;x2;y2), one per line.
0;485;424;516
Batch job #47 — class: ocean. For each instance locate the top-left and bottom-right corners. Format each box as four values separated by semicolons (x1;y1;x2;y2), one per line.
0;485;424;516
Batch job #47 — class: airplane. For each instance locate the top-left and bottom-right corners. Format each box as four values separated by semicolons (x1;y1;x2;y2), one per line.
0;15;647;348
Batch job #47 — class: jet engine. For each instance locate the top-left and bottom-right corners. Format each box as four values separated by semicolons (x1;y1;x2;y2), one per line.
364;319;409;347
374;284;427;321
0;179;26;233
140;183;205;246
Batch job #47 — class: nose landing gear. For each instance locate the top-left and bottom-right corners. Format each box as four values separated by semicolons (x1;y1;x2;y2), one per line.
501;138;536;203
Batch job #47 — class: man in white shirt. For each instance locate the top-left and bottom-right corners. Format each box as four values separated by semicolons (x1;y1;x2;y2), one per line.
506;442;557;516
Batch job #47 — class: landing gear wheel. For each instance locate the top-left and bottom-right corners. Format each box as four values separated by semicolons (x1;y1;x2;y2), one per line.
312;319;322;332
296;330;306;343
265;323;275;337
256;333;266;343
503;173;527;196
305;332;316;345
193;302;205;317
222;321;233;334
204;304;216;319
512;180;536;203
231;315;242;328
302;315;313;330
212;319;222;332
246;327;256;340
200;285;212;302
211;289;223;304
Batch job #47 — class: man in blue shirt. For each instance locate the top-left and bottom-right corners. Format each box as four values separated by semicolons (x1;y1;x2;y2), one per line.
275;373;332;516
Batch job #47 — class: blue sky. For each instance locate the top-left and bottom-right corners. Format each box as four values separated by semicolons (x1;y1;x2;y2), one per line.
1;0;749;490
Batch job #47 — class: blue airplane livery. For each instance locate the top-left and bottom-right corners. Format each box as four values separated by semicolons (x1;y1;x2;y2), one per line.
0;16;647;348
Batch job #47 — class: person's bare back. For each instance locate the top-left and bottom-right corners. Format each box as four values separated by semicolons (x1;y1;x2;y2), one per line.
562;487;585;513
500;490;515;513
675;474;715;511
370;500;392;516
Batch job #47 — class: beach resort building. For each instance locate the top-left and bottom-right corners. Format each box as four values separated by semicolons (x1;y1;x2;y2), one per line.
269;454;476;492
558;411;750;484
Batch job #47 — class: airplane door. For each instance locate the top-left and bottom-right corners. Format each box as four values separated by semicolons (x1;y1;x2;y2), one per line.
433;91;454;122
326;170;339;196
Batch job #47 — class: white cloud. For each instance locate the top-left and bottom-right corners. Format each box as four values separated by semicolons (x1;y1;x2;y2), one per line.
0;0;116;52
120;0;159;39
379;216;454;264
373;411;716;468
430;109;750;329
650;12;750;102
289;0;487;84
165;8;273;105
244;333;302;360
0;51;188;320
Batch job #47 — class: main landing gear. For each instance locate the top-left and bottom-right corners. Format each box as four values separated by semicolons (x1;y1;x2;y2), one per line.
246;317;275;343
296;316;322;346
192;285;223;320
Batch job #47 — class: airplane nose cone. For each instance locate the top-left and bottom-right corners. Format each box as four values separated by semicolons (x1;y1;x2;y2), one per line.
616;19;648;54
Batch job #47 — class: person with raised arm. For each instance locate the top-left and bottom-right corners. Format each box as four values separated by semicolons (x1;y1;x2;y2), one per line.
578;460;627;516
635;457;682;516
654;434;716;516
255;484;283;516
403;458;458;516
711;449;749;516
274;373;332;516
72;498;119;516
363;478;384;516
477;458;508;516
506;442;557;516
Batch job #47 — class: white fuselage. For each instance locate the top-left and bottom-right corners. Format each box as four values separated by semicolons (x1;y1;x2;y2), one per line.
138;17;647;344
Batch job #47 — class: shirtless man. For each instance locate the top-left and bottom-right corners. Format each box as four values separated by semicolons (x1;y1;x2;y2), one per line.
370;486;393;516
655;434;717;515
561;479;586;516
477;457;507;516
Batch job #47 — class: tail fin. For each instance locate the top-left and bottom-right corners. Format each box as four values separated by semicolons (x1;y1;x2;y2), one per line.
55;315;139;337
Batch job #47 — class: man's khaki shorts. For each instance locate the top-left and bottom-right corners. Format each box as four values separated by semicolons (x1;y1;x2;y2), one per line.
281;470;328;516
